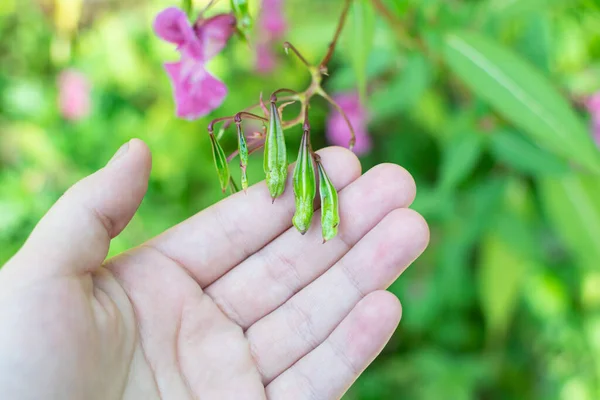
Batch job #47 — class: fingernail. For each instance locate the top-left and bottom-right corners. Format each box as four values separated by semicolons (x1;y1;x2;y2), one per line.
108;141;129;165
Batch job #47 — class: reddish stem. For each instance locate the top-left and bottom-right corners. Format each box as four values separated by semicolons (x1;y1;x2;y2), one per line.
234;112;268;123
318;89;356;150
208;116;235;133
319;0;353;68
283;42;311;68
200;0;221;16
270;88;299;102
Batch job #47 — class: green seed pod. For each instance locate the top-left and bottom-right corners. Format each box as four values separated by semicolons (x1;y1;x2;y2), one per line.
236;122;249;191
263;100;287;199
209;132;230;193
317;159;339;242
228;178;240;194
292;130;316;234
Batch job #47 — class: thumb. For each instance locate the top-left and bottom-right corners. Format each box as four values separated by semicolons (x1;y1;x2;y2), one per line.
7;139;151;277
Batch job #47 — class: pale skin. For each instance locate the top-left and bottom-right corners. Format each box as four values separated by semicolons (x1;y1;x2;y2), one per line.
0;139;429;400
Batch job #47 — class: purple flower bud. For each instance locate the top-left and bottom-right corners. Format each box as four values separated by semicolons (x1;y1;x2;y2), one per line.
153;8;235;120
57;69;91;121
326;92;372;155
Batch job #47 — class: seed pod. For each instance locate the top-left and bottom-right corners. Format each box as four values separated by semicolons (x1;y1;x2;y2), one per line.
292;129;316;234
263;100;287;199
209;132;230;192
228;177;240;194
317;159;339;242
236;122;249;191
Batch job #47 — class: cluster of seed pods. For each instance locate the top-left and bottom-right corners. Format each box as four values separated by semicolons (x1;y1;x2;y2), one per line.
208;93;340;242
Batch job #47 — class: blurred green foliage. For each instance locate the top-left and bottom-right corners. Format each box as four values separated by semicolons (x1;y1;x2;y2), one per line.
1;0;600;398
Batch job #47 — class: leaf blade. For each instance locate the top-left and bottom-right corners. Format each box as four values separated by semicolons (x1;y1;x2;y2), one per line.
347;0;375;104
443;31;600;173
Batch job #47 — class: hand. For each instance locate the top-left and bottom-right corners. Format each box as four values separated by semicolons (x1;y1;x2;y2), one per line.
0;139;428;400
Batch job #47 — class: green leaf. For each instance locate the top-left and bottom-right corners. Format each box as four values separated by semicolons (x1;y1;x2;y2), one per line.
347;0;375;104
328;48;398;92
488;0;566;19
478;232;530;342
433;178;506;307
369;52;432;120
489;129;570;175
539;173;600;268
182;0;192;17
438;131;484;192
517;14;552;73
443;31;600;174
494;177;541;260
230;0;252;39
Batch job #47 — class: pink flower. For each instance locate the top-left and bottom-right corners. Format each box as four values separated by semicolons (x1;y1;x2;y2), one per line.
255;43;277;74
154;8;235;120
260;0;287;39
57;69;91;121
586;93;600;146
594;120;600;145
586;93;600;116
254;0;287;74
326;92;372;155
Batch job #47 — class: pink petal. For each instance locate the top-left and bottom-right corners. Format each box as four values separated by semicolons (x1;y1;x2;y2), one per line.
587;93;600;116
154;7;203;59
262;17;287;39
57;69;91;121
326;92;372;155
260;2;287;39
194;14;236;61
593;118;600;147
164;58;227;120
153;8;189;44
255;43;277;74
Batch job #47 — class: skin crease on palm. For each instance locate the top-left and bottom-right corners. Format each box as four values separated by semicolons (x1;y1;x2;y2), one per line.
0;139;429;400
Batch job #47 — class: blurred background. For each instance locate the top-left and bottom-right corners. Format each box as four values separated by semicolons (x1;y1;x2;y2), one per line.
2;0;600;398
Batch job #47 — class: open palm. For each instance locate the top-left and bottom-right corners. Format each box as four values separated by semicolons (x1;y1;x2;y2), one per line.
0;140;428;400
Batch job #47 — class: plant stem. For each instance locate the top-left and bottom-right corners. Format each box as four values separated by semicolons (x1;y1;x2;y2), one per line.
210;0;358;186
234;111;268;123
371;0;428;53
200;0;221;16
319;0;353;68
271;88;300;102
317;87;356;150
302;102;310;131
208;116;235;134
283;42;312;68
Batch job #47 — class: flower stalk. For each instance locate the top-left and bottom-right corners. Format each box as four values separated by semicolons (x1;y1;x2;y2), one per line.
206;0;355;240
